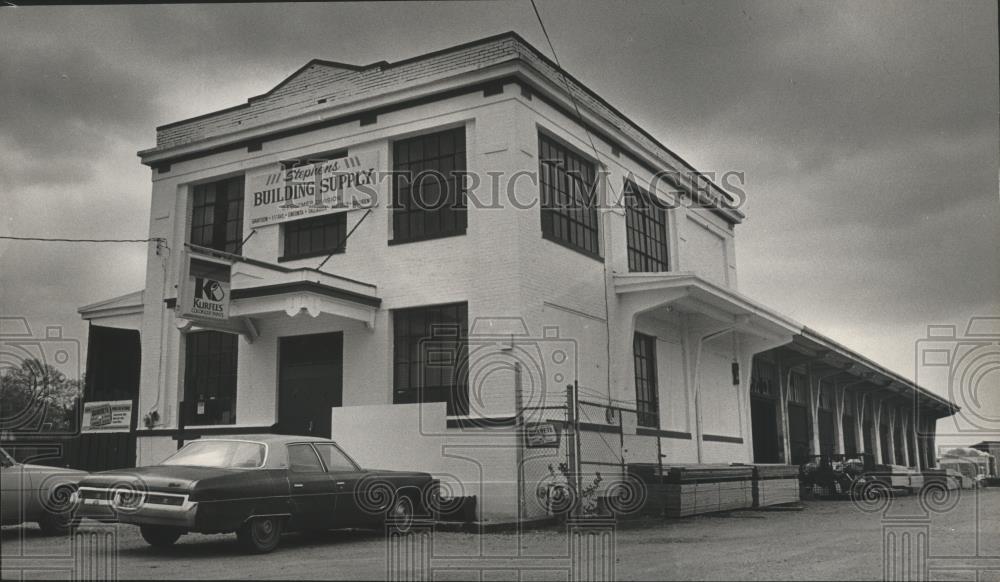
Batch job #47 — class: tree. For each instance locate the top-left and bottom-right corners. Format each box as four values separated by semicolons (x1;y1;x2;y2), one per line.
0;358;82;434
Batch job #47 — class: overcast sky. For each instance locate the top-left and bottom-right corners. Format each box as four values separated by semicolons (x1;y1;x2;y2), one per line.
1;1;997;439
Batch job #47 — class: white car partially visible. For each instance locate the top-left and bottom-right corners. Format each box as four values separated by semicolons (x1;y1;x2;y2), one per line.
0;446;87;535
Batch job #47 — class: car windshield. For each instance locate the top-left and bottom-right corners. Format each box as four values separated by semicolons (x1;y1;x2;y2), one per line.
161;440;266;469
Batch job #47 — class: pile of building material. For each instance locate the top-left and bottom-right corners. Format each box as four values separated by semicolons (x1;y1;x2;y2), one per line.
660;465;754;517
882;464;913;490
922;468;960;491
750;464;800;507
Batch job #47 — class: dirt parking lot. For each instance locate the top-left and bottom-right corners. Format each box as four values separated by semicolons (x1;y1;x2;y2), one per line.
3;489;998;581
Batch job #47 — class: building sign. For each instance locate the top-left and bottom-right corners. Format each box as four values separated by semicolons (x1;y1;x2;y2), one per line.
81;400;132;433
179;254;231;322
245;151;379;228
524;421;561;448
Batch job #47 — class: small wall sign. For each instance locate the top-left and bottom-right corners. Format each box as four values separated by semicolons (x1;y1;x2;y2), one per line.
81;400;132;433
178;254;231;322
523;421;561;448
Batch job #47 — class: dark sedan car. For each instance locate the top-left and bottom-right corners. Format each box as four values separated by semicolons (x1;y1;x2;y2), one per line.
72;435;438;553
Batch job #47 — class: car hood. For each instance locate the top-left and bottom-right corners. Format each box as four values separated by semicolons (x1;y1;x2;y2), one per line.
79;465;237;492
19;464;88;477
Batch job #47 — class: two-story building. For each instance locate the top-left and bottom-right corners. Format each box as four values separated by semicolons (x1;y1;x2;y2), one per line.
78;32;957;523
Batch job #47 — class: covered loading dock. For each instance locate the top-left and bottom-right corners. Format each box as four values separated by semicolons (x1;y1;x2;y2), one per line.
747;329;956;469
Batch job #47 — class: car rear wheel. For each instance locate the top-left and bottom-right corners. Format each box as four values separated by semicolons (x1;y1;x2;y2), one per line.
236;516;283;554
387;494;415;534
140;525;183;547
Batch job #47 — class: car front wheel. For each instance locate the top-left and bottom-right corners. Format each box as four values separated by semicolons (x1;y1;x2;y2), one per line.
38;486;77;536
387;495;415;534
140;525;183;548
236;516;282;554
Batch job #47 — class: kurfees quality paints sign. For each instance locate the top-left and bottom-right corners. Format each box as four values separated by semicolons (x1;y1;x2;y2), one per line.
245;152;379;228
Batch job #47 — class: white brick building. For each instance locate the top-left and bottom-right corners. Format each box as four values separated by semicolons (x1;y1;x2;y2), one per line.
79;32;957;523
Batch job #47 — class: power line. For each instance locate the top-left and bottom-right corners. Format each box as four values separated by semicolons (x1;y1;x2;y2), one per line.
0;236;165;244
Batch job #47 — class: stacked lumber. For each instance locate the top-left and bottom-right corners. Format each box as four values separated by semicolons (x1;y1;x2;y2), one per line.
751;464;800;507
660;465;753;517
922;468;959;491
882;464;912;489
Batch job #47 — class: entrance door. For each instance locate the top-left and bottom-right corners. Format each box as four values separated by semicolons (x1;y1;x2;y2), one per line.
751;396;781;463
278;332;343;438
788;403;811;465
819;410;836;456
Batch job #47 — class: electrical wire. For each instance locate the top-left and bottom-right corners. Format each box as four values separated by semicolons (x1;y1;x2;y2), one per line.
529;0;620;407
0;235;166;244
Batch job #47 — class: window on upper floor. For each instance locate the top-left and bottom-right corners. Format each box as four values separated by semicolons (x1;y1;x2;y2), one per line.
624;180;670;272
184;331;238;426
392;302;468;416
538;133;601;258
750;358;779;399
281;212;347;261
190;175;245;254
633;332;660;429
391;127;467;244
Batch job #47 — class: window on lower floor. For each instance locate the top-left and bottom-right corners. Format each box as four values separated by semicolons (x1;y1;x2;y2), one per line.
183;331;238;425
190;175;245;254
392;302;468;415
633;332;660;428
624;180;670;272
281;212;347;260
538;133;600;258
391;127;467;244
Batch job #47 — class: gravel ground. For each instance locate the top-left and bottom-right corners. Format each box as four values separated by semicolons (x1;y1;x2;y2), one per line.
3;489;998;580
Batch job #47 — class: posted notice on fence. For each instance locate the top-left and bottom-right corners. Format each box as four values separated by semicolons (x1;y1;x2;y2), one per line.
81;400;133;433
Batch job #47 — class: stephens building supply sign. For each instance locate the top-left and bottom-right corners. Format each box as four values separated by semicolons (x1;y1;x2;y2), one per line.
246;151;379;228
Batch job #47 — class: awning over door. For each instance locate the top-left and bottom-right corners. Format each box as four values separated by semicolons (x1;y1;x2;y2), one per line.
169;246;381;340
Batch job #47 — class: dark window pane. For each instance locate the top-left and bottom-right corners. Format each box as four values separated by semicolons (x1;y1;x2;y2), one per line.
281;212;347;260
391;128;467;244
625;180;670;272
288;444;324;472
538;134;600;257
633;332;660;428
190;175;245;254
392;302;468;415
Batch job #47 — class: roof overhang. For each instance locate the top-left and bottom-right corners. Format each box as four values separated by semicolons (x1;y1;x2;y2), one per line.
78;290;144;330
614;272;801;344
791;328;960;418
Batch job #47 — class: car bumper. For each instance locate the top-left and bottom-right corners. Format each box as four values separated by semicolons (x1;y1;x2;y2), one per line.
73;488;198;529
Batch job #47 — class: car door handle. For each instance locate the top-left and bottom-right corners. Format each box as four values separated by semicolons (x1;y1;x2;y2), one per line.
335;481;345;486
293;483;304;488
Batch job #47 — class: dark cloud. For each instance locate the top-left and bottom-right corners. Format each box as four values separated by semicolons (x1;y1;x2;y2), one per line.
0;1;995;403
